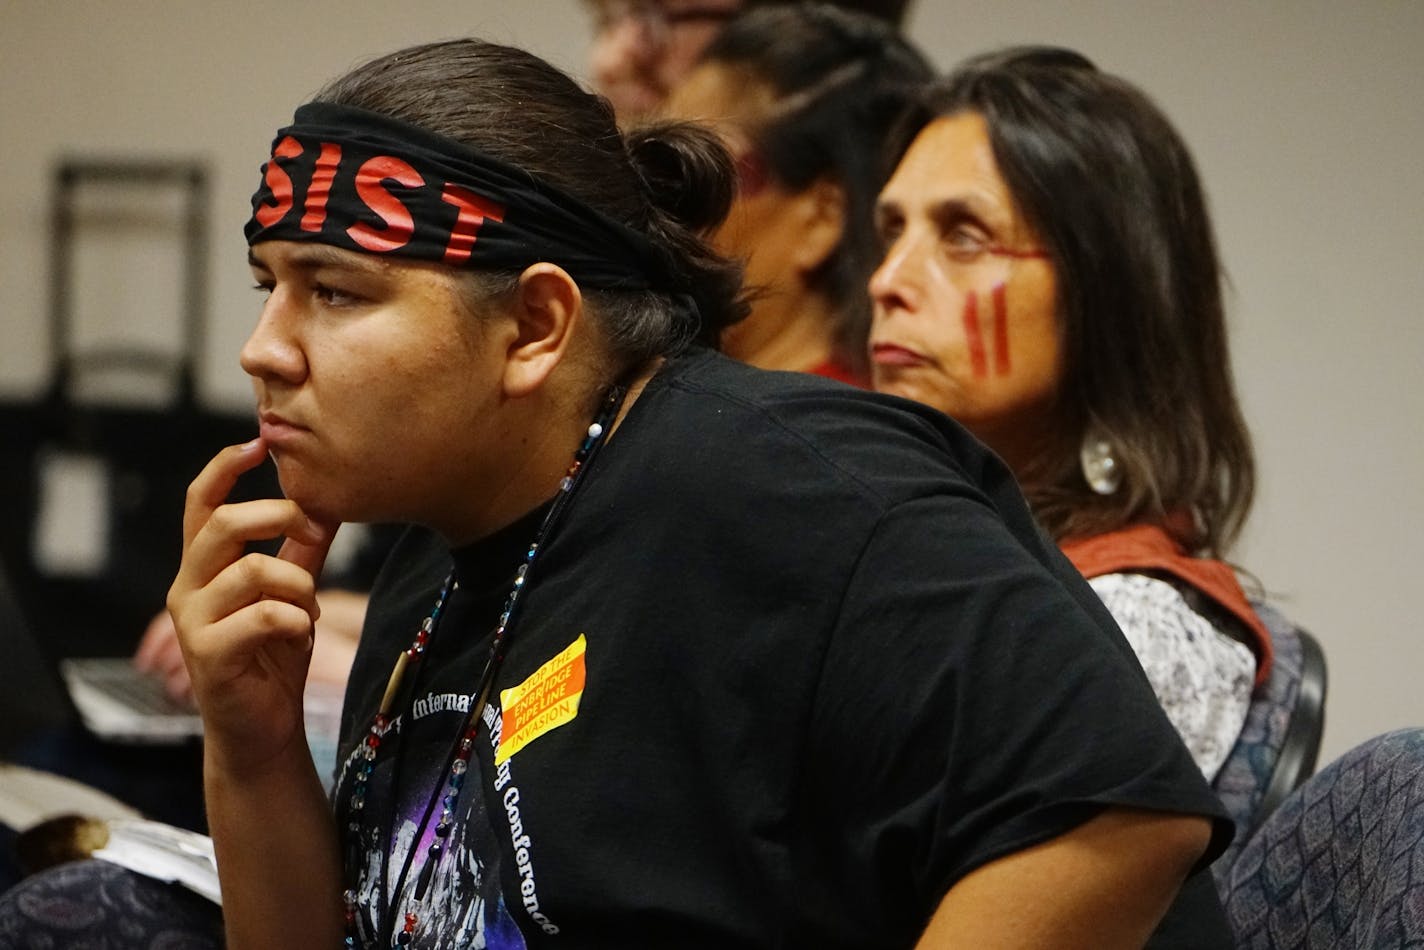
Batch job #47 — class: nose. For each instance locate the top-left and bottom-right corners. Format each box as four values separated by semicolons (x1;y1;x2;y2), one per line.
238;290;307;386
868;231;923;319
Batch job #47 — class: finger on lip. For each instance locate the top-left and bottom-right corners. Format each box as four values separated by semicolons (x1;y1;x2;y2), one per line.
202;438;272;491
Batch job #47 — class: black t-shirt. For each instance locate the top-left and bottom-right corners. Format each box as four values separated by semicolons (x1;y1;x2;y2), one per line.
334;348;1232;948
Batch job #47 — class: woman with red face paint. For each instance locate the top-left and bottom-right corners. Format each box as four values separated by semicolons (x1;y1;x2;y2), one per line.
662;4;932;385
0;39;1237;950
871;47;1266;783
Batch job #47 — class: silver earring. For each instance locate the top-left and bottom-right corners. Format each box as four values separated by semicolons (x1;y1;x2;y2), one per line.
1080;434;1122;495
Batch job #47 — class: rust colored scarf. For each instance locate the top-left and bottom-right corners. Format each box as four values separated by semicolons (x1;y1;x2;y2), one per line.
1060;522;1272;688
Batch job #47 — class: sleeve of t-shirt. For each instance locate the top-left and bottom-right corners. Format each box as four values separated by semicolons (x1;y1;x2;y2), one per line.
803;491;1230;927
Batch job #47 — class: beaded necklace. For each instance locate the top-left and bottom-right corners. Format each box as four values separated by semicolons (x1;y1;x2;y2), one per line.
342;383;629;948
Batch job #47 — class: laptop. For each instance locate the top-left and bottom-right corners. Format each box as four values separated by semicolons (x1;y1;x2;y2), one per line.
58;657;202;744
2;562;343;794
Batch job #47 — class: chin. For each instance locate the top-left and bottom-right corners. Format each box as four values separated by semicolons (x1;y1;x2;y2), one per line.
278;487;339;525
875;377;939;412
271;465;349;525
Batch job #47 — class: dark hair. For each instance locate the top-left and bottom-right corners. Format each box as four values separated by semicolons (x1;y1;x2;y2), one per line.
889;46;1255;556
700;3;932;376
313;38;747;373
746;0;914;24
584;0;915;28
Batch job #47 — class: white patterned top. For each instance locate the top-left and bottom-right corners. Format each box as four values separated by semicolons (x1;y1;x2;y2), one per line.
1089;573;1256;781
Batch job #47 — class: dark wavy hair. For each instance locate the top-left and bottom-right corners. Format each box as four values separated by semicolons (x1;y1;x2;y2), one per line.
700;3;932;377
313;38;748;375
887;46;1255;556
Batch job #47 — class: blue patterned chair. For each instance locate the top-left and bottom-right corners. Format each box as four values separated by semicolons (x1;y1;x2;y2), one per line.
0;858;222;948
1224;727;1424;948
1211;602;1327;889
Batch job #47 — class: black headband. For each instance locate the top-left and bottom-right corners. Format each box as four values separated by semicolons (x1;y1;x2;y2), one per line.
245;102;667;291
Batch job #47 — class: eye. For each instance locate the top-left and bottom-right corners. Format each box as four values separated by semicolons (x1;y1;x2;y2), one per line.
943;224;989;262
249;267;275;295
313;282;362;307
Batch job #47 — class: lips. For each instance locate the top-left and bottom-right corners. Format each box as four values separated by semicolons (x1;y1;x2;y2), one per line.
257;410;309;447
870;342;929;368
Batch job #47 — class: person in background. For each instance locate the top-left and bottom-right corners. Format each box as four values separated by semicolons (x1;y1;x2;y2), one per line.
870;46;1269;780
2;36;1234;949
662;3;931;383
585;0;912;121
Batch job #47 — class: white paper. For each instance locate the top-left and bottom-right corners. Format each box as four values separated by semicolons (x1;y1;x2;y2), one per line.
93;818;221;905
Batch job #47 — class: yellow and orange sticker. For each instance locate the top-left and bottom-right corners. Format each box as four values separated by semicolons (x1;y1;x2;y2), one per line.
495;634;587;765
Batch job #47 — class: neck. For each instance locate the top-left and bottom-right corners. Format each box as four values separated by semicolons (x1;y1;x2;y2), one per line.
721;288;837;374
435;358;661;546
968;407;1065;486
609;357;661;433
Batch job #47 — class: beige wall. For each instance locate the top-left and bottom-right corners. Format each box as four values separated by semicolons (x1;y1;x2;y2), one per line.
3;1;1421;765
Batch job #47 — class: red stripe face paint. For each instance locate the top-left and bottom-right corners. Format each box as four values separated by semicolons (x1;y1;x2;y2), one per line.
962;291;988;377
992;282;1011;375
962;284;1016;379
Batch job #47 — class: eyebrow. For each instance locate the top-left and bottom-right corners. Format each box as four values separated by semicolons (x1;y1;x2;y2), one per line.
926;196;999;230
247;244;390;275
875;193;999;225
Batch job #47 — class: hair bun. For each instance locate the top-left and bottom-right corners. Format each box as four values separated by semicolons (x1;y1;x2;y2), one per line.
806;2;894;58
625;121;737;236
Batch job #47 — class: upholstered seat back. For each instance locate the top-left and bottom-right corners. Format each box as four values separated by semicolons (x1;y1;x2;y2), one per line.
1211;602;1327;889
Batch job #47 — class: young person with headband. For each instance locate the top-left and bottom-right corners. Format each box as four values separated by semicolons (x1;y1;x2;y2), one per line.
0;38;1232;949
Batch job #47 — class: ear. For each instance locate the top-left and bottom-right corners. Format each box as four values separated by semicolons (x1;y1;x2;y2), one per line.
502;263;582;399
790;177;846;275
